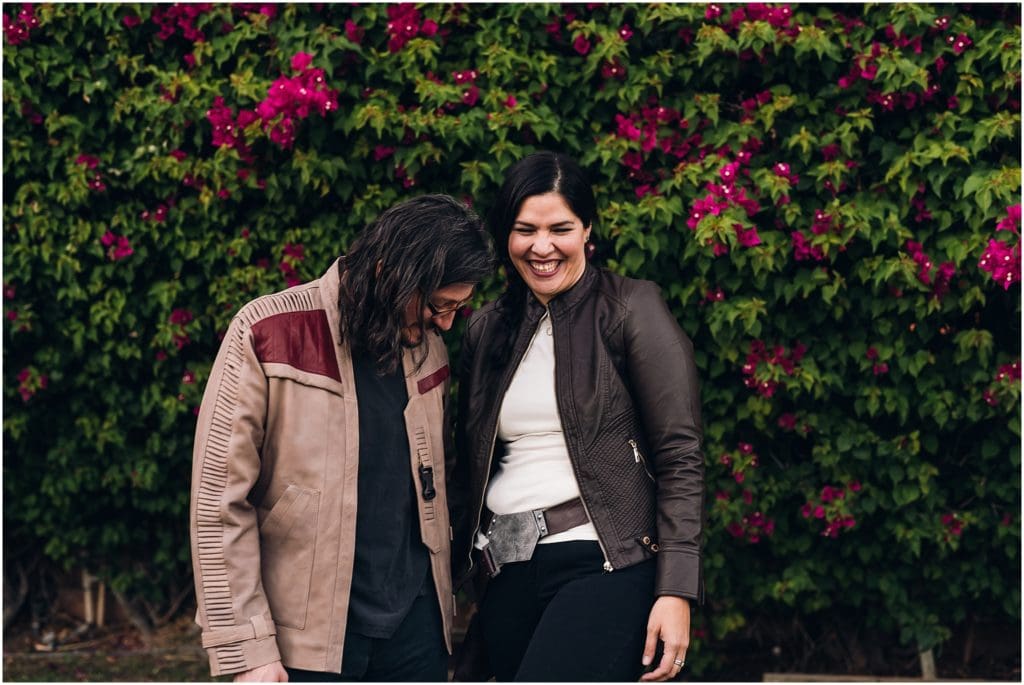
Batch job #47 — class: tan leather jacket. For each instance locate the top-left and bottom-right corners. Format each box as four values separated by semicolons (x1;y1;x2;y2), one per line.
190;259;455;676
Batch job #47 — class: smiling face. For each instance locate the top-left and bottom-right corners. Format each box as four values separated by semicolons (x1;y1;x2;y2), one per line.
508;192;591;305
400;282;475;345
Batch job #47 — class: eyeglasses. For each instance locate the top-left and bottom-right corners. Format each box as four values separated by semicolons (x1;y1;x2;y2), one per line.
425;296;473;317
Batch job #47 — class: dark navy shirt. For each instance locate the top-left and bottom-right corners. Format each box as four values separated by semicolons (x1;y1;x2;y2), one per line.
346;351;430;639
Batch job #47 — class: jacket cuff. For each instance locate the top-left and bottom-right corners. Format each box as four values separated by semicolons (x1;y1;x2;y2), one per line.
204;613;281;676
654;547;703;604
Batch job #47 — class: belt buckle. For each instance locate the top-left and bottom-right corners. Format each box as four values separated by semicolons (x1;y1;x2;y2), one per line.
483;509;548;577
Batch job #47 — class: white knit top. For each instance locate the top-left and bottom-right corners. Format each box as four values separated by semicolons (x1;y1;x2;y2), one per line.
477;311;599;548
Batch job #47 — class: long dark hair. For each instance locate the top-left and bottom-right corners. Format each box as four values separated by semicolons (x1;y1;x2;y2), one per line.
339;194;493;374
486;151;596;367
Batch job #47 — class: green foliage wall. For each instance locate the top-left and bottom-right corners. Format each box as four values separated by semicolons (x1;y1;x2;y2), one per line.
3;2;1020;670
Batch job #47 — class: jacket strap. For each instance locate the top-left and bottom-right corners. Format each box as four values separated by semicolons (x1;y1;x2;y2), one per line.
201;613;276;648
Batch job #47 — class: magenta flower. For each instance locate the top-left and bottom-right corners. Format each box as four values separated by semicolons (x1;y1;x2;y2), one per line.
461;85;480;107
291;52;314;71
618;24;633;41
373;145;395;161
705;3;723;19
979;238;1021;290
778;413;797;430
169;308;194;326
76;154;100;169
773;162;790;177
952;33;972;54
504;95;518;109
872;362;889;376
734;224;761;247
122;14;141;28
573;34;591;55
345;19;365;43
601;57;627;81
996;204;1022;233
421;19;438;37
614;113;641;141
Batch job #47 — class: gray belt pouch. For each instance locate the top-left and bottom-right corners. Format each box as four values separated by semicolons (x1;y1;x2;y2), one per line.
483;509;549;576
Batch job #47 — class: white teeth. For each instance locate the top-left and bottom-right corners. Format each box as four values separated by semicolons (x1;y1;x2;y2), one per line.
531;261;558;274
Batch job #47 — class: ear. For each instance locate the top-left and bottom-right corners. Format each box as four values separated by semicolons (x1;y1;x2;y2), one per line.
583;224;592;241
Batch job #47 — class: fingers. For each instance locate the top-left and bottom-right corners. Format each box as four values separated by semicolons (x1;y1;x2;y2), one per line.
640;638;687;682
641;624;660;668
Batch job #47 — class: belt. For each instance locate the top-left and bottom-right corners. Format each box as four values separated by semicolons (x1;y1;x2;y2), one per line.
483;497;590;538
480;497;590;577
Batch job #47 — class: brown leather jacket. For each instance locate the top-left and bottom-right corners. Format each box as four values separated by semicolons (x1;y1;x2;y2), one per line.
190;259;455;676
454;265;705;601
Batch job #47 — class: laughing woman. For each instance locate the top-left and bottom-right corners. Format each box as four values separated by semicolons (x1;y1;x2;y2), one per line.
454;151;705;682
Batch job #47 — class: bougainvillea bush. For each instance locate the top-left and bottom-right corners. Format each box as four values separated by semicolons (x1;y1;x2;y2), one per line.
3;2;1019;674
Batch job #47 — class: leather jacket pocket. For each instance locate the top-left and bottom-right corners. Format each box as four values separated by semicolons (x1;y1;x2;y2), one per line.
259;483;320;630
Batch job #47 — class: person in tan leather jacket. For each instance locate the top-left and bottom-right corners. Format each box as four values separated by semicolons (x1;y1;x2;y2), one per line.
452;153;704;681
190;195;492;681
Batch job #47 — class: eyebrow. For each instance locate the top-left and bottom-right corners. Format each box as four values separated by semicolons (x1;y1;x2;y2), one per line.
513;220;577;228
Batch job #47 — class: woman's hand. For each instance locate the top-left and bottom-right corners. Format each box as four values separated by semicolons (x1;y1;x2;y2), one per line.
639;596;690;682
233;660;288;682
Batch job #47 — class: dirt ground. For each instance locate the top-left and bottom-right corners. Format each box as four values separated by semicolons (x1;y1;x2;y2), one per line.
3;613;220;682
3;608;1019;681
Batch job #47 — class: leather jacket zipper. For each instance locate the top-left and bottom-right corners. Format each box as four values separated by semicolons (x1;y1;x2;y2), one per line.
551;313;614;573
630;439;655;482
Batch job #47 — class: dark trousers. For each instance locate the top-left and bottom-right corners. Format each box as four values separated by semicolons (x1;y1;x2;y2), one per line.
479;540;656;682
286;593;447;682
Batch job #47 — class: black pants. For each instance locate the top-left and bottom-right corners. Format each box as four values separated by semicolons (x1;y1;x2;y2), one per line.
479;540;656;681
286;593;447;682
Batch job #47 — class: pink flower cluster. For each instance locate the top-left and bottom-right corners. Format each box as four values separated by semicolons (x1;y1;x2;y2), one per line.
616;104;707;197
169;308;194;350
255;53;340;149
280;243;305;287
708;3;793;32
791;231;825;262
20;99;43;125
725;508;776;544
452;69;480;107
940;512;965;541
865;347;889;376
386;4;438;53
207;96;257;161
140;201;171;223
742;339;806;398
101;231;133;261
776;412;811;434
601;57;627;81
982;360;1021;407
151;4;213;42
978;204;1021;290
76;154;107;192
701;287;726;305
686;156;763;250
718;442;759;484
3;3;37;45
905;241;955;299
17;367;48;402
801;481;860;537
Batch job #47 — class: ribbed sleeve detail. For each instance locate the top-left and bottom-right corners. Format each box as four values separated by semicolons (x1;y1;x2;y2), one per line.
194;284;321;670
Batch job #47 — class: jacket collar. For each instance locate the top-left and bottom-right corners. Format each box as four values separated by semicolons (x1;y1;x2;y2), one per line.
318;257;345;348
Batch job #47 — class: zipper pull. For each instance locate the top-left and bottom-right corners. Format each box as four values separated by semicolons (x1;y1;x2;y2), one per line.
629;439;641;463
603;561;614;573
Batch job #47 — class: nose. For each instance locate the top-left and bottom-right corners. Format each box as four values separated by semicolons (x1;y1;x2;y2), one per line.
531;231;554;256
424;304;458;331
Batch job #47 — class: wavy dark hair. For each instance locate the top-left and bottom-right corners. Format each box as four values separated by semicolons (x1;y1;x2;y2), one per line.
486;151;597;368
339;194;493;374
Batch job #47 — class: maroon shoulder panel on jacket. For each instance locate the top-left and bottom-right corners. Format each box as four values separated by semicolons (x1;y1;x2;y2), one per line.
417;364;450;394
251;310;342;383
